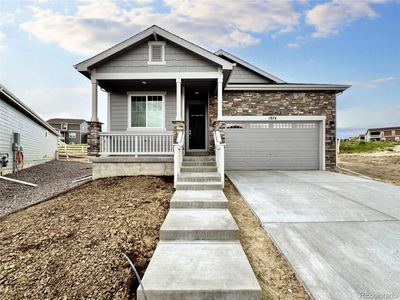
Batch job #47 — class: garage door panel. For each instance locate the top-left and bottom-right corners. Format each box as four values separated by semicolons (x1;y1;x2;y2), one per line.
225;121;320;170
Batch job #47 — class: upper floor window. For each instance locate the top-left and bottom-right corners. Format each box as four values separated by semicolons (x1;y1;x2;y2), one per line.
148;41;165;65
61;122;68;131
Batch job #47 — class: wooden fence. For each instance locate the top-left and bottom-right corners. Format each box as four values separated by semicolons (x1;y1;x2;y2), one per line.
57;144;89;161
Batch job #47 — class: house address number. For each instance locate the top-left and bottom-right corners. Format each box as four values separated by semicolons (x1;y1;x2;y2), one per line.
268;116;277;120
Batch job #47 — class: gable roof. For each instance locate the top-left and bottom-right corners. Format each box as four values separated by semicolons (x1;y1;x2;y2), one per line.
75;25;233;76
47;118;87;125
0;84;59;136
215;49;285;83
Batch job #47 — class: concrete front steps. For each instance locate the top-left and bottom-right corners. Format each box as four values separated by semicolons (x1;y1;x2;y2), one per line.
137;241;261;300
170;190;228;208
160;208;239;240
137;155;261;300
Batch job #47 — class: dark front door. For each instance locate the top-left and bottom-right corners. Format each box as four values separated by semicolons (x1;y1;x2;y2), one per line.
188;104;206;150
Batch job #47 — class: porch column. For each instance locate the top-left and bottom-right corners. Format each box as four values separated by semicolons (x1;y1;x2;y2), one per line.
91;78;98;122
217;78;222;119
176;78;182;121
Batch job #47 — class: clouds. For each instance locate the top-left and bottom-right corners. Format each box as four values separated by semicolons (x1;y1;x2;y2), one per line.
19;0;302;55
349;76;397;89
306;0;391;38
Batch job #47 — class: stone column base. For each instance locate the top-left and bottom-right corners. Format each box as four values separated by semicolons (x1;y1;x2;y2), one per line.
87;121;103;156
172;120;185;144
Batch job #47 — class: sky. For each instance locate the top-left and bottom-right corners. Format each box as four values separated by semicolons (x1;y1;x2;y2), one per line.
0;0;399;138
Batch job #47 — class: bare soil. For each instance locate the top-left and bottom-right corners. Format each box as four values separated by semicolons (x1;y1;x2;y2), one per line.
338;145;400;185
224;178;310;300
0;176;174;300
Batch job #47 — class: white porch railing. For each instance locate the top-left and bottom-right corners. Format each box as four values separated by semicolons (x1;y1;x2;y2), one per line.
214;130;225;187
174;131;185;187
99;132;174;155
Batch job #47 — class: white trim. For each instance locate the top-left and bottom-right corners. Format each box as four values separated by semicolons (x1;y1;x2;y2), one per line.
321;120;326;170
107;91;111;131
147;41;166;65
93;72;222;80
176;79;182;120
75;25;233;72
225;84;350;92
127;92;166;131
217;77;223;120
220;115;326;121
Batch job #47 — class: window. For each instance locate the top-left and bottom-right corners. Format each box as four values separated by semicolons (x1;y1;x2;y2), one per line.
61;122;68;131
69;132;77;138
273;123;292;129
45;130;48;138
128;93;165;129
148;41;165;64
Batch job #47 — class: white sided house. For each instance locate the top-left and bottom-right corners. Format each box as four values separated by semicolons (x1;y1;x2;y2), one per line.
75;25;350;182
0;84;58;175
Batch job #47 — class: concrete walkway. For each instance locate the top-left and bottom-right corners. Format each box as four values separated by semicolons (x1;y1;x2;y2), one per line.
227;171;400;300
137;157;261;300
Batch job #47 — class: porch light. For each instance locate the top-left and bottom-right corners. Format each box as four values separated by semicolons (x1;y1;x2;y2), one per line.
195;91;199;94
142;81;147;84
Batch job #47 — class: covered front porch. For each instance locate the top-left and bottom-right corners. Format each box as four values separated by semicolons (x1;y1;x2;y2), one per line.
89;76;225;183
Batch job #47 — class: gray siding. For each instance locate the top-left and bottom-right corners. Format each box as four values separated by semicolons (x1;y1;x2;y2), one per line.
0;98;58;174
228;65;272;84
110;86;176;132
97;41;218;73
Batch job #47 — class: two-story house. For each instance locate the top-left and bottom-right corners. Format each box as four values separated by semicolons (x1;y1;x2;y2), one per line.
47;118;89;144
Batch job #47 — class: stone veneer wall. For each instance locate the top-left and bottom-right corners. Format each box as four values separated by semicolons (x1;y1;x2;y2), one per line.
210;91;337;168
87;121;102;156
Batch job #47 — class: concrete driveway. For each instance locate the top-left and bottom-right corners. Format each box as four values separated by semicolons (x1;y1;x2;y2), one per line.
227;171;400;300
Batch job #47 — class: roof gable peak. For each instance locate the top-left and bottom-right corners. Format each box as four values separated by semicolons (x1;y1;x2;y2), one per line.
215;49;285;83
75;25;233;76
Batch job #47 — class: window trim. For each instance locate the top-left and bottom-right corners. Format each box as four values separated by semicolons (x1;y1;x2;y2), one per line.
147;41;166;65
69;132;77;138
127;92;166;131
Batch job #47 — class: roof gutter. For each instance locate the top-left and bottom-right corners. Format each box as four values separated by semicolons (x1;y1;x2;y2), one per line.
225;84;351;92
0;85;59;136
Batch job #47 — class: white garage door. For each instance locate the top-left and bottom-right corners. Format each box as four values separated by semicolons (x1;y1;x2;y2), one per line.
225;121;320;170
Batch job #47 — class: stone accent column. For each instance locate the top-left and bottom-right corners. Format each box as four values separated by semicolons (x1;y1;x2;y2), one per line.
173;120;185;144
87;121;102;156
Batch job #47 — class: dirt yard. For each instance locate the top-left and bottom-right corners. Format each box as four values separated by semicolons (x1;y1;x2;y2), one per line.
338;145;400;185
0;176;174;300
224;179;310;300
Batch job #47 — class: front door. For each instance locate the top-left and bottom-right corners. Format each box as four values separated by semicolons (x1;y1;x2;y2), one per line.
188;104;206;150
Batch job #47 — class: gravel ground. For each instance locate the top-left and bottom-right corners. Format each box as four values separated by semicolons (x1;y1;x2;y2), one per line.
224;178;309;300
0;176;174;300
0;160;92;216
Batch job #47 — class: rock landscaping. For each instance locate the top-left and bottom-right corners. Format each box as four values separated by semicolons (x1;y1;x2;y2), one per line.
0;160;92;216
0;176;174;300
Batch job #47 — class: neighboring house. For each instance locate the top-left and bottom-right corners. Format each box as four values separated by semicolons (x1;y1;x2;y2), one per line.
47;118;89;144
74;25;350;179
365;126;400;142
358;134;366;141
0;84;58;175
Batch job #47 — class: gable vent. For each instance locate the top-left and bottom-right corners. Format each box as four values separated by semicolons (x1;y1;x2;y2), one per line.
151;45;162;61
148;42;165;64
